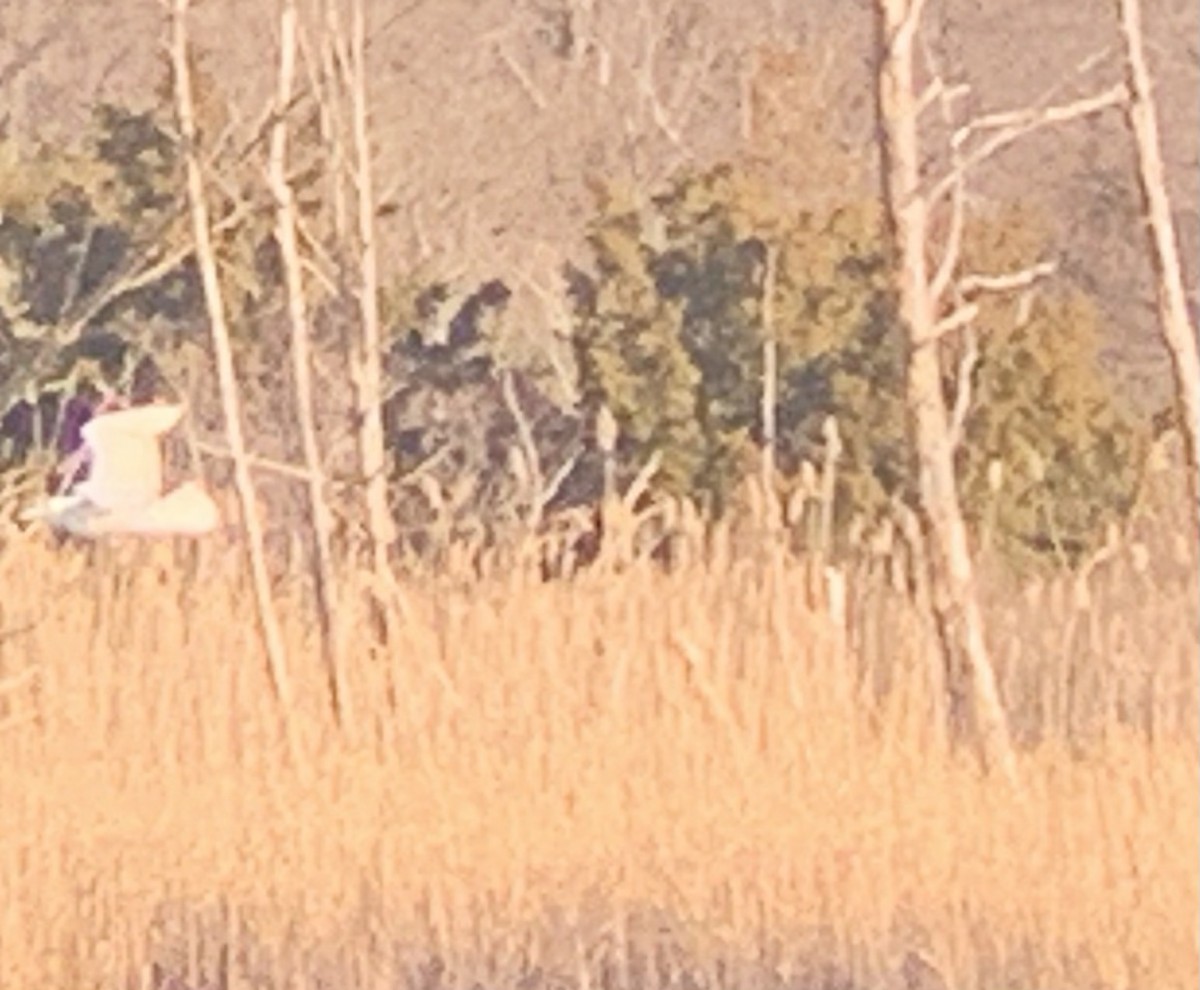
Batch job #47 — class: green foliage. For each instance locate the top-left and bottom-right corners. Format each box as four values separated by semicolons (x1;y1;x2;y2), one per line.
772;202;907;521
0;41;1154;572
940;202;1152;568
568;181;708;497
961;289;1148;567
569;167;1151;567
92;104;179;223
0;55;284;416
0;141;109;229
570;166;899;519
0;101;198;413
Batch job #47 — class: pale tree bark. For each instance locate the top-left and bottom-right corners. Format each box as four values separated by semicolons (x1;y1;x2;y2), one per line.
874;0;1018;784
304;0;396;631
759;242;779;531
268;0;348;725
1116;0;1200;531
311;0;351;244
166;0;294;721
345;0;396;583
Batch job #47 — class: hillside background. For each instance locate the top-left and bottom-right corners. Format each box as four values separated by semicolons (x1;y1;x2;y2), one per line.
3;0;1195;404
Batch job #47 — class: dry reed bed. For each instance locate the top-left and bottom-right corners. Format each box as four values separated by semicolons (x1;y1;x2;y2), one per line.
0;536;1195;990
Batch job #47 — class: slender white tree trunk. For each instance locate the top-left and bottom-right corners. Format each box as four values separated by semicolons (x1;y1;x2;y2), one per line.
268;0;348;725
167;0;294;725
346;0;395;580
760;242;779;531
1116;0;1200;530
874;0;1017;784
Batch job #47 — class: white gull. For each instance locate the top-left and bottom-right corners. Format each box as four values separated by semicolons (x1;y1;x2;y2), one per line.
20;404;219;537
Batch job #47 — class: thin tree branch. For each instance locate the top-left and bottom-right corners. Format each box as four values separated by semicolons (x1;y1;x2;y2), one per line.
892;0;928;53
928;84;1127;205
947;328;979;452
535;452;582;519
193;440;314;481
928;302;979;342
500;369;547;528
959;260;1057;297
928;262;1057;342
915;78;969;121
929;72;969;303
494;43;548;111
59;200;254;344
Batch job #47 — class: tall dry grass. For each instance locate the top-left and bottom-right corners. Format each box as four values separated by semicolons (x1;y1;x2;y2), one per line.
0;520;1195;990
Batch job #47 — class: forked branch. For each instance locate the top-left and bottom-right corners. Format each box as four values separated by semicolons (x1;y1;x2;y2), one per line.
927;84;1127;206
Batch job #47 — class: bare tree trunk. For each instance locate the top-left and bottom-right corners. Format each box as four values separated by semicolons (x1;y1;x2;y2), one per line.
874;0;1018;783
346;0;395;581
167;0;294;722
760;242;779;533
268;0;348;726
315;0;351;244
1116;0;1200;530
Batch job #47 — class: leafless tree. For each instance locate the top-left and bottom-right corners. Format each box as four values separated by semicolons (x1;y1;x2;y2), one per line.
267;0;348;724
875;0;1008;781
305;0;395;604
872;0;1128;782
1115;0;1200;531
759;242;780;526
345;0;396;582
166;0;294;732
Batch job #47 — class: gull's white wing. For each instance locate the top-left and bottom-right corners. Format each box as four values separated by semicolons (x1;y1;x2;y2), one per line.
79;405;184;510
19;483;219;537
121;481;220;535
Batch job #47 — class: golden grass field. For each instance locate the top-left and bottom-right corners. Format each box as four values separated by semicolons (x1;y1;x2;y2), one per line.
0;513;1195;990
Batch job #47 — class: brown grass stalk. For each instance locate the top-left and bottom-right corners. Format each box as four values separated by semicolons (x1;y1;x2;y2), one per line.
0;529;1194;989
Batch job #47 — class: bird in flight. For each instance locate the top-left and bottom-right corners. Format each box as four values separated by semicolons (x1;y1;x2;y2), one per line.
19;403;219;537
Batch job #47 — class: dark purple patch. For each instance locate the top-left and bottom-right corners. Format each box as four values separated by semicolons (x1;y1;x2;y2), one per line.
57;395;95;456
